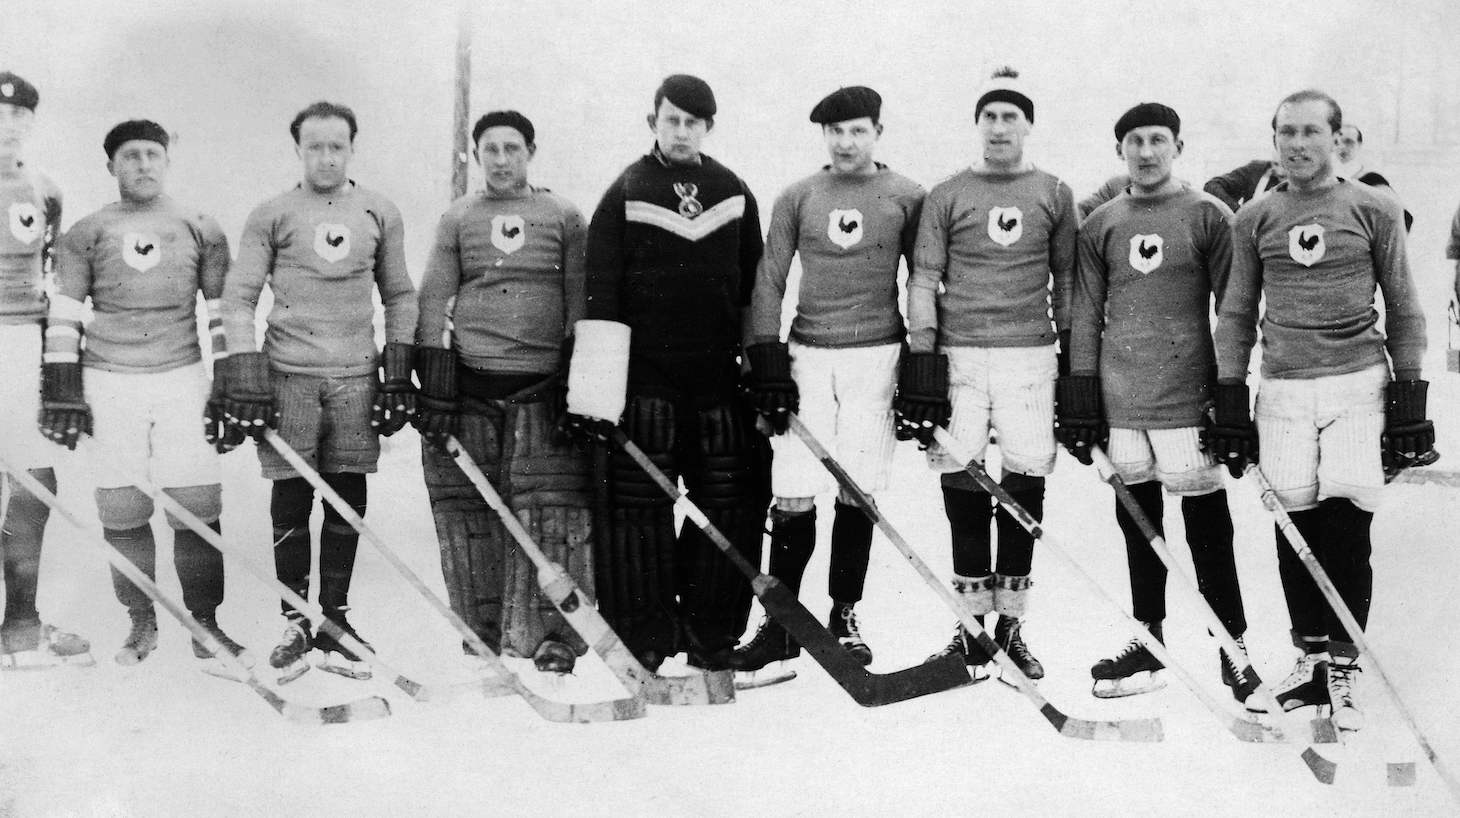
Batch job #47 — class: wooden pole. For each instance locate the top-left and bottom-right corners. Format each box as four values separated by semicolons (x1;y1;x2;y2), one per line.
451;0;471;199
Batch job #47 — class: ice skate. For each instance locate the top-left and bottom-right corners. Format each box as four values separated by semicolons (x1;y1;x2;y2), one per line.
0;620;94;669
313;608;372;680
114;607;159;666
926;623;991;683
1219;635;1259;707
1325;656;1363;733
1247;651;1329;714
828;603;872;666
192;613;255;682
268;614;312;684
995;616;1043;683
1091;635;1164;698
729;618;799;690
532;638;577;675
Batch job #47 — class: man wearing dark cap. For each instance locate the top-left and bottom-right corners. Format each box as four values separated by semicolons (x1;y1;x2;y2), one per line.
904;67;1075;682
1059;102;1251;701
734;86;923;684
220;101;417;682
0;70;92;668
562;74;768;672
413;111;594;675
41;119;244;674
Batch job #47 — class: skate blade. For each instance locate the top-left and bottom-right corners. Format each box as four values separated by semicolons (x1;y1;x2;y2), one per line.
0;649;96;670
733;663;798;690
315;653;372;681
272;659;311;685
1091;671;1165;699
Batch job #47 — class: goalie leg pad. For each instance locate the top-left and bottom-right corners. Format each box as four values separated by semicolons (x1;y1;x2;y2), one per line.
1116;480;1167;625
1181;489;1247;637
2;469;54;624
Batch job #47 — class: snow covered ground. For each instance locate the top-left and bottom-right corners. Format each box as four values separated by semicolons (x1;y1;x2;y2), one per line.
3;374;1459;816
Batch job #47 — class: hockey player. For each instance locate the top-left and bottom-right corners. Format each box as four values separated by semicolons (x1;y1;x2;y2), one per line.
736;86;922;680
40;119;244;672
562;75;768;672
219;101;417;682
1208;90;1430;731
901;67;1076;681
0;70;91;667
1058;103;1251;700
413;111;594;674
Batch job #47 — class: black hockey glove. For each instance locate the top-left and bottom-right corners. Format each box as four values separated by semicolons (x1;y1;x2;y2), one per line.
1381;379;1438;474
218;352;277;441
203;362;246;453
372;342;416;437
1200;382;1258;478
745;342;798;435
893;351;950;447
38;362;91;451
1055;374;1106;466
412;345;458;453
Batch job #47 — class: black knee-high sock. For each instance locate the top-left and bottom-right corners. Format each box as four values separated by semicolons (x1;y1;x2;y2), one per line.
828;501;873;604
2;468;55;624
106;525;157;611
1317;498;1373;641
942;487;994;578
1116;481;1166;625
767;508;816;594
1182;490;1246;637
174;521;225;617
271;477;314;616
995;475;1043;578
1275;508;1327;641
319;473;367;614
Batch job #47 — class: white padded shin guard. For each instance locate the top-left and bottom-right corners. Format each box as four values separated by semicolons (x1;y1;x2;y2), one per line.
566;320;631;422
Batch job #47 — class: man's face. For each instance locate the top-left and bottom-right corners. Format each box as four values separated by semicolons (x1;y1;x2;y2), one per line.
1274;100;1337;185
822;116;881;175
0;102;35;160
1117;125;1182;192
647;98;709;164
978;101;1030;165
107;139;169;202
1336;125;1361;163
296;115;354;193
475;126;534;195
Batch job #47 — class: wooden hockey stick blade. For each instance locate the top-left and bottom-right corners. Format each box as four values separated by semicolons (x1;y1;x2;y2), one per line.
792;418;1160;737
611;428;974;707
448;438;733;705
262;430;645;723
0;456;391;726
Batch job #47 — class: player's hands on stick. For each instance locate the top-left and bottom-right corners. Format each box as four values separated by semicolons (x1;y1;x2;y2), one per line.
744;342;797;435
218;351;277;441
37;362;91;451
893;351;950;448
411;345;458;453
1200;381;1258;478
203;364;246;453
1055;373;1107;465
371;342;416;437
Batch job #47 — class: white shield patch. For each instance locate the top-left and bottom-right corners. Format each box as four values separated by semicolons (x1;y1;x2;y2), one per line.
1288;223;1325;267
491;215;526;254
122;232;161;272
8;202;41;244
1128;234;1164;274
314;223;351;263
987;206;1023;246
826;208;864;250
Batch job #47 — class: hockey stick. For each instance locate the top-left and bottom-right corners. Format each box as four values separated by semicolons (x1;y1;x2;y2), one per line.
1086;447;1319;745
788;415;1160;740
1246;465;1455;798
609;427;972;707
263;429;646;723
0;454;390;725
85;446;508;704
447;437;735;705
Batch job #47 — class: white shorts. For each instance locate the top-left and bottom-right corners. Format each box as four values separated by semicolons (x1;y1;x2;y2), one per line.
1255;364;1387;512
1107;426;1224;495
84;363;220;490
771;341;898;499
0;323;56;470
926;345;1056;476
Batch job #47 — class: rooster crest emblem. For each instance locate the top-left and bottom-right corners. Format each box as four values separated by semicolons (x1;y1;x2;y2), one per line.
1127;234;1164;274
122;231;162;272
8;202;41;244
987;206;1023;246
827;208;864;250
491;214;526;254
1287;223;1325;267
313;223;352;263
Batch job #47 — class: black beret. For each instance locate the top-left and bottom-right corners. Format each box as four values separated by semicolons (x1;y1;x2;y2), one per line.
656;74;716;119
104;120;169;158
810;86;882;125
0;72;39;111
1114;102;1181;142
472;110;535;146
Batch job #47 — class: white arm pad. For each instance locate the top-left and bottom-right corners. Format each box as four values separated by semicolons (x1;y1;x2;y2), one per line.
566;319;631;422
